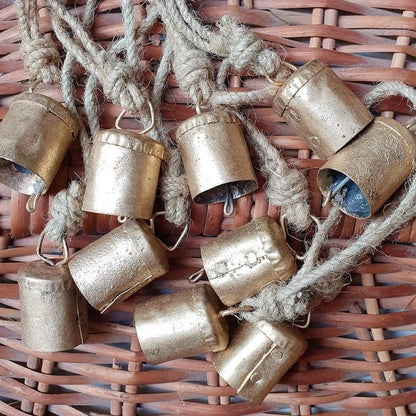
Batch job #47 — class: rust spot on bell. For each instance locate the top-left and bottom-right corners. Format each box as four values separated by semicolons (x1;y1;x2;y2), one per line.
318;117;416;218
273;60;373;159
134;285;229;364
212;321;307;404
0;93;79;197
176;110;258;207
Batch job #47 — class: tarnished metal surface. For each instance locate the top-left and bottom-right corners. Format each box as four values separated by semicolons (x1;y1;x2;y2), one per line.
201;215;297;306
83;129;165;219
68;219;169;313
18;261;88;352
176;110;257;204
273;60;373;159
134;285;229;364
318;117;416;218
212;321;307;404
0;93;78;195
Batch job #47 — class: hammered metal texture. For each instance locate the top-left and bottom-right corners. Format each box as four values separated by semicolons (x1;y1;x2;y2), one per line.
273;60;373;159
317;117;416;218
176;110;258;204
18;261;88;352
0;93;79;195
68;219;169;312
212;321;307;405
201;215;297;306
134;285;229;364
82;129;165;219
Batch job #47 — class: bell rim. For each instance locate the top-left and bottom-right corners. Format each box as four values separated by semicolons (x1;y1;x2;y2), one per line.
176;110;242;140
13;92;80;138
93;129;166;161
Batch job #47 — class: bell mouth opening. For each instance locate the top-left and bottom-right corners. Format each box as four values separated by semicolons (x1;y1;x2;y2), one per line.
194;180;258;205
318;168;371;219
0;159;46;196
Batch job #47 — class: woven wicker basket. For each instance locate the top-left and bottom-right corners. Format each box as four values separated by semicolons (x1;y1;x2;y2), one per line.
1;1;416;415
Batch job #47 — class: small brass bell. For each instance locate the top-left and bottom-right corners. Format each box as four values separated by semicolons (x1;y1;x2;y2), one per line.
82;107;165;219
176;110;258;213
212;320;307;404
0;93;79;210
68;216;186;313
190;215;297;306
134;285;229;364
273;60;373;159
317;117;416;218
18;261;88;352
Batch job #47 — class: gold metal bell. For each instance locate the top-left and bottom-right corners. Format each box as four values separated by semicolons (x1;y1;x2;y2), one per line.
68;218;169;313
191;215;297;306
212;321;307;404
0;93;79;208
134;285;229;364
273;60;373;159
82;128;165;219
176;110;258;211
317;117;416;218
18;261;88;352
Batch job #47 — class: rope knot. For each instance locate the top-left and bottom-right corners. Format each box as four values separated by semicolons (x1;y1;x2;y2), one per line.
261;160;311;231
215;16;280;77
172;43;215;107
160;173;190;227
101;57;146;113
20;38;61;84
44;181;85;246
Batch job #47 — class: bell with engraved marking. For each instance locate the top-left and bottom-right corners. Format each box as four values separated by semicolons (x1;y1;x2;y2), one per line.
176;110;257;209
68;218;170;313
134;285;229;364
0;93;79;204
212;321;307;404
191;215;297;306
317;117;416;218
18;261;88;352
82;128;165;219
273;60;373;159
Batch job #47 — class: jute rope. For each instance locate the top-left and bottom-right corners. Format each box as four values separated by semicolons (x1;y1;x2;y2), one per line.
241;82;416;322
14;1;416;322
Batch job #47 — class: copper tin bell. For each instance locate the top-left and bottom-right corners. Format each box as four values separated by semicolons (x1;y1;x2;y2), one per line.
176;110;257;208
192;215;297;306
317;117;416;218
0;93;78;202
82;113;165;219
134;285;229;364
212;321;307;404
273;60;373;159
68;218;169;313
18;261;88;352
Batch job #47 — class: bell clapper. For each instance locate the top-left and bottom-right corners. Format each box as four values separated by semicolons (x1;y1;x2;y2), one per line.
117;215;128;224
26;180;45;213
323;176;351;207
223;187;234;216
188;267;206;283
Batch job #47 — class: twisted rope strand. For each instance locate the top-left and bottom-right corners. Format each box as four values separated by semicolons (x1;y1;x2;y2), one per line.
44;0;98;245
241;81;416;322
15;0;61;84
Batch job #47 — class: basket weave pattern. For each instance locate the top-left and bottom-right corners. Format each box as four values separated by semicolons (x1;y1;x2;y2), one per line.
1;1;416;415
